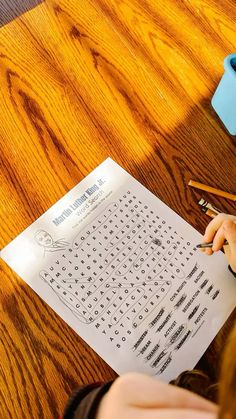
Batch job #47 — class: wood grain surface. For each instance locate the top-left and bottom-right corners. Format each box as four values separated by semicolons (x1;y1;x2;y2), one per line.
0;0;235;417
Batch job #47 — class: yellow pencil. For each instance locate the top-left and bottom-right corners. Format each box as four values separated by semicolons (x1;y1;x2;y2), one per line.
188;180;236;202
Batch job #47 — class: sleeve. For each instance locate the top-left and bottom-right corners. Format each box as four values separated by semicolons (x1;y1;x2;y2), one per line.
62;381;114;419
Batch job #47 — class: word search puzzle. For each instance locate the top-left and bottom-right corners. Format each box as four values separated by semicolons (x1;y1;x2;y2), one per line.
1;158;236;381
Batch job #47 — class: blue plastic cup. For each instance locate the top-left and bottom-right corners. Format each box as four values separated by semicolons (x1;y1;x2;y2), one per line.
211;53;236;135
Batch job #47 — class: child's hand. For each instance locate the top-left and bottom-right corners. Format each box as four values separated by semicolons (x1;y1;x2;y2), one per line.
96;373;217;419
203;214;236;272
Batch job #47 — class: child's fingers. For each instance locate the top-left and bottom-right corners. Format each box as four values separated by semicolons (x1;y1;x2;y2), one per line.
212;225;227;252
222;221;236;272
223;220;236;249
212;220;236;253
200;215;236;272
133;408;217;419
205;248;213;255
200;248;213;255
203;214;236;243
203;214;227;243
112;373;217;411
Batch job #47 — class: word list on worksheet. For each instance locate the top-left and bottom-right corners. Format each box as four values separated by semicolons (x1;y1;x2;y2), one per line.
1;158;236;382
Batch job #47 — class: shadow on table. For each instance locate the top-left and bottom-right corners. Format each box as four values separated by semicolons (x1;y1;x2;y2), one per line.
130;95;236;381
131;95;235;235
0;0;44;28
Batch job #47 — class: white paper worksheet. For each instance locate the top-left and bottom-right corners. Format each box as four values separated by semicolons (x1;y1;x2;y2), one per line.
1;158;236;382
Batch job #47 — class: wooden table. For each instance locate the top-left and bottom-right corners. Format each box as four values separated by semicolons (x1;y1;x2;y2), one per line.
0;0;235;417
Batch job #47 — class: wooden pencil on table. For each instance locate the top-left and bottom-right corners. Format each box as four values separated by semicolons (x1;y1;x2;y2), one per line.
188;180;236;202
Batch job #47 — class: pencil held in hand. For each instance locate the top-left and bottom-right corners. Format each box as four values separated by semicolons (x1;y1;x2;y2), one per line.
196;240;229;249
